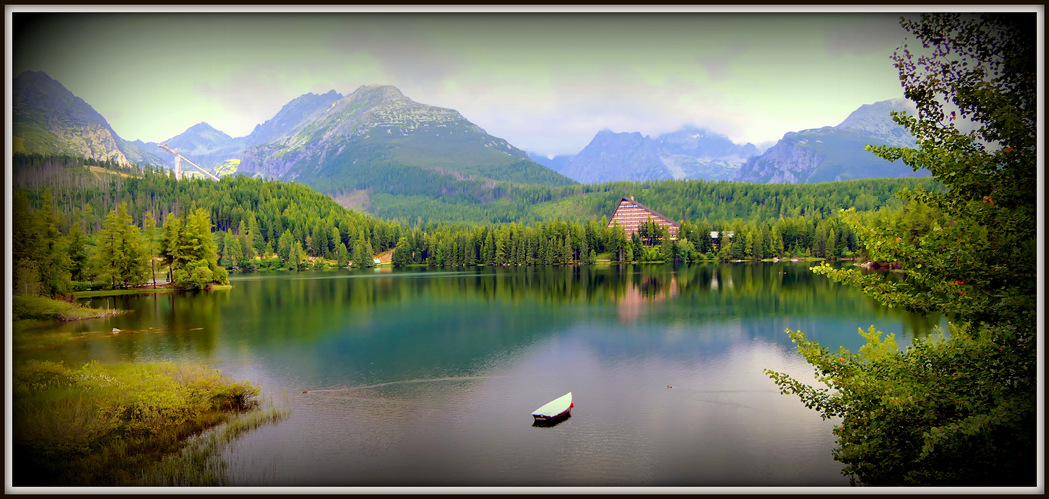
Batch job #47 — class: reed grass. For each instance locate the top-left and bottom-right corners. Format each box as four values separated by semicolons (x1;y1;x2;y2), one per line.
135;407;287;486
12;360;284;486
13;295;124;322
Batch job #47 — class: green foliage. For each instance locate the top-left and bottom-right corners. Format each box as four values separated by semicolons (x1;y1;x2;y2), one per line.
14;360;78;393
12;295;122;322
12;188;72;298
767;324;1035;485
90;202;149;289
13;156;404;273
767;13;1037;486
14;153;932;277
161;209;229;289
13;360;267;486
391;235;414;268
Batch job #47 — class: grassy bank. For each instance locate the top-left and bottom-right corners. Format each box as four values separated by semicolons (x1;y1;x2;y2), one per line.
73;286;175;299
12;360;286;486
13;295;125;322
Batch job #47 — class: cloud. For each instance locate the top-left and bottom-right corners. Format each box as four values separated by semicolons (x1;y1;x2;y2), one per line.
694;44;748;83
823;13;907;58
328;16;468;89
13;10;914;154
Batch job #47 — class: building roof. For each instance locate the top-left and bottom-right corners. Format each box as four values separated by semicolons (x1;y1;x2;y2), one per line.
610;197;681;228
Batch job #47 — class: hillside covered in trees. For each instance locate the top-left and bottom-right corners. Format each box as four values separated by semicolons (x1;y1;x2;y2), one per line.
12;152;938;296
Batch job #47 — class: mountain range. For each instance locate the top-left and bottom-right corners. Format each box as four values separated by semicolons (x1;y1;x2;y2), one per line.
529;99;925;184
13;70;927;211
531;126;763;183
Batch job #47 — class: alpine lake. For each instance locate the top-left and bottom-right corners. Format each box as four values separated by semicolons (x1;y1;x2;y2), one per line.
52;261;945;488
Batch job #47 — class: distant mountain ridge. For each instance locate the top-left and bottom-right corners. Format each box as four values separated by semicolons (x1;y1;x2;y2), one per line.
734;98;926;183
542;126;762;184
561;130;667;183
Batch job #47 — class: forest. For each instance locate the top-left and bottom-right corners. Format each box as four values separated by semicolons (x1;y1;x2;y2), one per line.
12;151;935;295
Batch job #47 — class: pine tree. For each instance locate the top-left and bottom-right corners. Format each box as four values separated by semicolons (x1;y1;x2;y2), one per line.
579;235;590;265
288;241;304;270
225;235;243;271
66;223;88;283
36;189;71;296
561;234;573;265
92;202;146;289
482;230;496;266
630;232;643;262
277;230;294;263
336;242;351;268
353;236;374;268
391;235;413;268
143;212;160;287
161;213;185;279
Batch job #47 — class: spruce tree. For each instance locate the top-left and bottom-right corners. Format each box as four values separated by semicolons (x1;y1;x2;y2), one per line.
767;13;1037;486
66;223;88;284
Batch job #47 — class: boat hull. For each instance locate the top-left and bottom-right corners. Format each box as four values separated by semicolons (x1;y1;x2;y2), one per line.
531;406;571;421
531;392;573;421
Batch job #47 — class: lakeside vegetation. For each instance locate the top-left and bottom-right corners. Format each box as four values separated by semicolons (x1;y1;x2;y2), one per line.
13;294;125;323
73;286;176;298
12;359;283;486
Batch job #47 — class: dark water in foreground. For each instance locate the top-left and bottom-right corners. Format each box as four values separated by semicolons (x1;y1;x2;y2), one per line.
63;262;943;487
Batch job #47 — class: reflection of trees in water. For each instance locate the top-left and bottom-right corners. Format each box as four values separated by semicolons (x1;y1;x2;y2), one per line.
235;265;941;337
672;263;942;334
71;265;942;365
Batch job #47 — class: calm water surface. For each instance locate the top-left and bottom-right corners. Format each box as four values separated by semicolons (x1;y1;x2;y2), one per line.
60;262;944;487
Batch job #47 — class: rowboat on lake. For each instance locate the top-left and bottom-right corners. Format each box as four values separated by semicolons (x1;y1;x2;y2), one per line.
532;392;573;421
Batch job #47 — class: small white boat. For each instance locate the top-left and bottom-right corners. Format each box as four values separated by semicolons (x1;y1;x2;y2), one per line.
532;392;573;421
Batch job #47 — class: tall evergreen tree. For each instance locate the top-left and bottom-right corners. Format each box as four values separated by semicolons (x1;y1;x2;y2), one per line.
36;189;72;297
767;13;1037;486
161;213;185;280
142;211;160;287
91;202;147;289
66;222;88;284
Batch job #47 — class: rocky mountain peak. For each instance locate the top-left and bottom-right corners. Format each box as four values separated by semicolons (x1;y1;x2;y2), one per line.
12;70;140;166
836;98;917;147
14;71;109;129
185;121;223;133
734;98;926;184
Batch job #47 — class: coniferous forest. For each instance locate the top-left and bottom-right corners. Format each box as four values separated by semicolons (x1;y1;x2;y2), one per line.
13;152;941;289
12;151;941;297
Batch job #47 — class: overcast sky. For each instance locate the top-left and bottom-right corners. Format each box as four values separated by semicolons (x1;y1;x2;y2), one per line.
11;7;923;156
